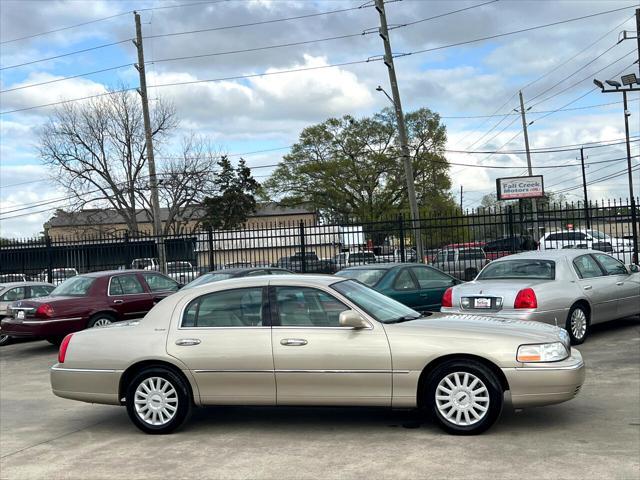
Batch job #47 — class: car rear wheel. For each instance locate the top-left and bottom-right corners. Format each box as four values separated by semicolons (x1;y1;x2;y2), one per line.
0;333;11;346
88;314;114;328
566;304;589;345
125;368;191;434
425;359;503;435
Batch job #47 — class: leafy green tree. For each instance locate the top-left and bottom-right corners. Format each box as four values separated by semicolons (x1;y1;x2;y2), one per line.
202;157;260;230
263;108;455;222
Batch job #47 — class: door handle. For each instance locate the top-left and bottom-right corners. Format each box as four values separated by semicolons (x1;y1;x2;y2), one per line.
113;299;124;304
280;338;307;346
616;282;624;286
175;338;201;346
583;285;592;290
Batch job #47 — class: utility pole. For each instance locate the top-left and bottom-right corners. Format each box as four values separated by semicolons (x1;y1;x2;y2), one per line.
374;0;424;262
579;147;590;229
622;89;638;264
636;8;640;77
518;90;539;237
460;185;463;211
134;12;166;273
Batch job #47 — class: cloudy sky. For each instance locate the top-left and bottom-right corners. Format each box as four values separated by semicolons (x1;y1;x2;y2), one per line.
1;0;639;238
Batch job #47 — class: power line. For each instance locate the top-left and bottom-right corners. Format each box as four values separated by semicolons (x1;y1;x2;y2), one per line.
551;164;640;194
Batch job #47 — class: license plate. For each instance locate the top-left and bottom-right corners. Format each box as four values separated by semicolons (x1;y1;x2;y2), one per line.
474;298;492;309
16;310;25;320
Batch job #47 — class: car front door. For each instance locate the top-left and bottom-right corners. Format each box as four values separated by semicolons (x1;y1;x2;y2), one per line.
592;253;640;318
410;266;457;311
166;286;275;405
270;285;392;406
572;254;619;323
107;274;153;319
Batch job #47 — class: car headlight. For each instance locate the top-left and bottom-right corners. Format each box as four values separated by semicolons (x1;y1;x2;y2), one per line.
517;342;569;362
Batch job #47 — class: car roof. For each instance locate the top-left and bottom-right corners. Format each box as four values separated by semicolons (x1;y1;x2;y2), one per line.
201;267;287;275
0;281;53;288
339;263;399;271
80;269;150;278
492;249;606;261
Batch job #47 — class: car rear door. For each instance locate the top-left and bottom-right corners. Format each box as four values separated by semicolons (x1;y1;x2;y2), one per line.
572;254;619;323
592;253;640;318
166;286;275;405
107;274;153;319
270;284;392;406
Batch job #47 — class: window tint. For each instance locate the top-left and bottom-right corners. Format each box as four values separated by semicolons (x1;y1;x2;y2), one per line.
411;266;454;288
182;288;264;327
593;253;627;275
0;287;26;302
109;275;144;295
275;287;349;327
30;285;54;298
573;255;604;279
142;273;179;292
393;269;417;290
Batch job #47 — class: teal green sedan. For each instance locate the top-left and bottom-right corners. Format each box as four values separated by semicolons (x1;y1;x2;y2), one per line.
335;263;462;311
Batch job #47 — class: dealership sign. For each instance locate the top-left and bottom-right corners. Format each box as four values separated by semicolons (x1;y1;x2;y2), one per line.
496;175;544;200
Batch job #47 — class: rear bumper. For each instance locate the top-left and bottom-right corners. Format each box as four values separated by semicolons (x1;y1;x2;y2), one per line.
440;307;569;327
502;349;585;408
1;317;85;338
50;364;122;405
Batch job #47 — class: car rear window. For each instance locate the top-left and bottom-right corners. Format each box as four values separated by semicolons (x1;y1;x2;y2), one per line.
477;260;555;280
459;249;485;260
335;268;386;287
50;276;95;296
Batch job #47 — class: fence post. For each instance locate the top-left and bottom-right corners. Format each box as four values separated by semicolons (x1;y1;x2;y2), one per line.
207;226;215;271
299;220;306;273
123;232;132;269
398;213;406;263
507;206;515;240
45;234;53;282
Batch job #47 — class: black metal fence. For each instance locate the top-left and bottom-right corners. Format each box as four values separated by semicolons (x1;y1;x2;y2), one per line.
1;199;638;283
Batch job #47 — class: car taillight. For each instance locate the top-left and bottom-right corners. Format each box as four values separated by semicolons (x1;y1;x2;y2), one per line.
35;303;54;318
442;287;453;308
58;333;73;363
514;288;537;309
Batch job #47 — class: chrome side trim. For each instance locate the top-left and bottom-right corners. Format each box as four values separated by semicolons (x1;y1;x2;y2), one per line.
510;361;585;372
51;366;123;373
23;317;83;324
194;369;410;374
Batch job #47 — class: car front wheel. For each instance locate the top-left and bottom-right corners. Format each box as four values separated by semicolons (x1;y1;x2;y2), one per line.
125;368;192;434
0;333;11;346
425;359;503;435
566;304;590;345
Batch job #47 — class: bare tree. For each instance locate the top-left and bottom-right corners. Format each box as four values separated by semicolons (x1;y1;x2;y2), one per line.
136;133;220;234
39;87;177;233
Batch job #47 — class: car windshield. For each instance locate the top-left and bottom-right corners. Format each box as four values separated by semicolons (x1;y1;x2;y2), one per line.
332;279;420;324
183;273;234;289
587;230;610;240
478;260;555;280
50;276;95;296
335;268;386;287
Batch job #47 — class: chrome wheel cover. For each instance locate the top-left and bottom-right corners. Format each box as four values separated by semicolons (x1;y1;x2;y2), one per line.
435;372;490;426
92;318;112;327
0;334;9;344
134;377;178;426
570;308;587;340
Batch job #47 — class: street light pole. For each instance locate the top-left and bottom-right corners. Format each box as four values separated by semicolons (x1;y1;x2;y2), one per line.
593;76;639;264
374;0;424;262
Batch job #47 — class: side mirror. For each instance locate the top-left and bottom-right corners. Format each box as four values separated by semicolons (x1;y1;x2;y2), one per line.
339;310;369;329
628;264;639;273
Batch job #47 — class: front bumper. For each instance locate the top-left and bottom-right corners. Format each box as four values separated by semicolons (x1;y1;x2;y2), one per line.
50;363;122;405
502;349;585;408
1;317;85;338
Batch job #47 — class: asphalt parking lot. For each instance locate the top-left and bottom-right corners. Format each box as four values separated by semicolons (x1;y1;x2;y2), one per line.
1;317;639;480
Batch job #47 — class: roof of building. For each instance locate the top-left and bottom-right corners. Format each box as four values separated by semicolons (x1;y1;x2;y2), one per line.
45;202;316;228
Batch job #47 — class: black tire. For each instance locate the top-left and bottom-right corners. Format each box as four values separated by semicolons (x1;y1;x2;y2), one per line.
0;333;11;346
566;303;590;345
424;359;503;435
46;336;64;346
464;268;478;281
87;313;115;329
125;367;192;434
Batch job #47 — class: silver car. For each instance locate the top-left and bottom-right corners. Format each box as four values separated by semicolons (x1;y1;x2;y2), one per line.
441;250;640;344
0;281;55;345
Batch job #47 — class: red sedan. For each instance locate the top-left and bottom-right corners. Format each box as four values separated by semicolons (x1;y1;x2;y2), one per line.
1;270;179;345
